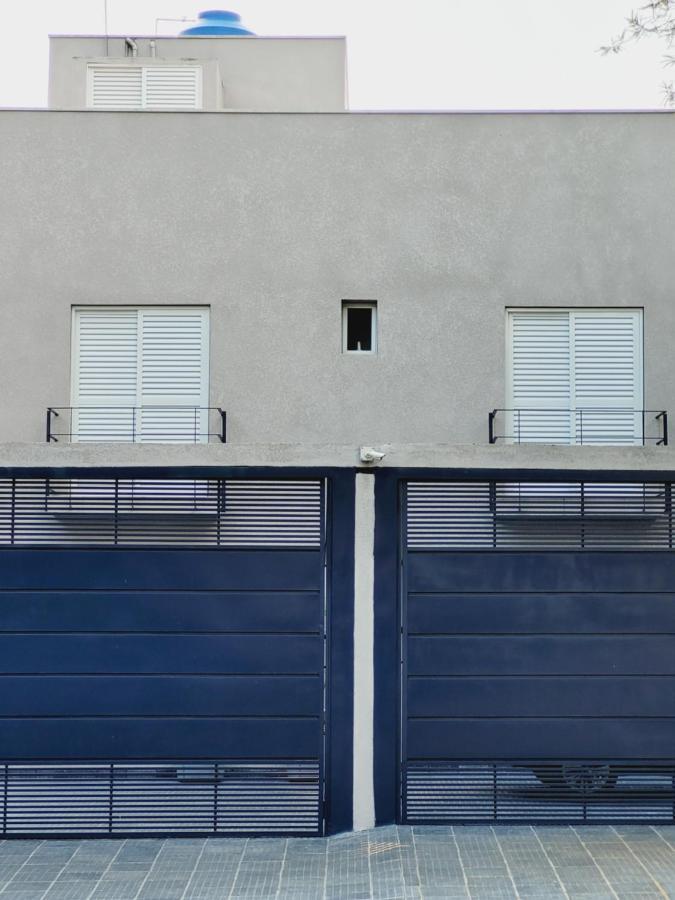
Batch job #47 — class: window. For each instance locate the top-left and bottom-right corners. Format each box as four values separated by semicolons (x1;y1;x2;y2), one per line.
87;65;202;109
507;308;643;445
342;301;377;353
71;307;209;443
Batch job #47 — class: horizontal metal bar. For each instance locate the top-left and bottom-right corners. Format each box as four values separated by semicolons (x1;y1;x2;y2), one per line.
47;407;225;411
0;759;322;838
44;407;228;444
403;760;675;825
407;479;675;550
491;408;667;413
488;409;668;446
0;478;323;549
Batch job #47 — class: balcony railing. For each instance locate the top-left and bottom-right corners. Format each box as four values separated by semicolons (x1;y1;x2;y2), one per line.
488;408;668;446
46;407;227;443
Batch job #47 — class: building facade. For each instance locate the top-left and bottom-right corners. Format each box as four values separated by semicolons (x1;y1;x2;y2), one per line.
2;108;675;446
1;20;675;837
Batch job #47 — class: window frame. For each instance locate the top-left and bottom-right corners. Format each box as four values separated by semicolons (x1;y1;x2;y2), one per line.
341;300;378;355
70;305;210;444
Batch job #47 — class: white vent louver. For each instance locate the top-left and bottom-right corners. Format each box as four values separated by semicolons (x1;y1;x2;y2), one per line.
88;65;201;110
89;66;143;109
143;67;201;109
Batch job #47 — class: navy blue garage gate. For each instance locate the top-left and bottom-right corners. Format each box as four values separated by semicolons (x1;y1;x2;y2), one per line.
0;475;345;836
400;477;675;824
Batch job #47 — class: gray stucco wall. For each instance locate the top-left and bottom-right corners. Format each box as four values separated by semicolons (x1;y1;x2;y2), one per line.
48;36;347;112
0;110;674;446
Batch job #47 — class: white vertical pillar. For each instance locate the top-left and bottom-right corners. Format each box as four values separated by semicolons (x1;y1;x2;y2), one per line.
353;472;375;831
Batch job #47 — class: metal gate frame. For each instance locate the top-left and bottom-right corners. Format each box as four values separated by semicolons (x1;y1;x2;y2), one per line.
0;465;356;838
372;465;675;828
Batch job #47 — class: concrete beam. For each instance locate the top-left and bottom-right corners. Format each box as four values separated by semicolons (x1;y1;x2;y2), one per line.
2;441;675;472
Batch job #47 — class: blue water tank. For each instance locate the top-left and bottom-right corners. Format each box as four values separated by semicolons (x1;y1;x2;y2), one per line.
180;10;254;36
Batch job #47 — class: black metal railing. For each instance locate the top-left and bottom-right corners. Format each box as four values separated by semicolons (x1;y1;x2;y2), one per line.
0;760;321;836
488;408;668;446
407;479;675;550
46;407;227;444
0;478;323;548
404;761;675;824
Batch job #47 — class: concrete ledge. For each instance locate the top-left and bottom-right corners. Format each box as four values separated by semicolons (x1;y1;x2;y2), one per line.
1;441;675;472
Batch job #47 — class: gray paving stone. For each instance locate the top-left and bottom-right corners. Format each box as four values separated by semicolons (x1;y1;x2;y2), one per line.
418;892;467;900
1;887;55;897
42;886;95;900
324;888;372;900
516;888;566;899
561;894;615;900
278;891;326;900
5;825;675;898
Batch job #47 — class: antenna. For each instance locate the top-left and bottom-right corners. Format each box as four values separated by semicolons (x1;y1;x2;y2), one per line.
103;0;109;56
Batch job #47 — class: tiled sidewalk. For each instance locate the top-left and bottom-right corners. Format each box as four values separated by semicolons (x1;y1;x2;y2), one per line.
2;825;675;899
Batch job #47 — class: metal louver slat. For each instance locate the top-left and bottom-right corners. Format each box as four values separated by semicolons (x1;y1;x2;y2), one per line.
404;763;675;825
509;312;571;444
221;481;323;547
89;66;143;109
72;308;209;443
143;67;201;109
572;312;643;445
0;479;323;549
406;481;671;550
138;309;209;443
87;65;201;110
0;761;320;836
73;310;138;442
507;309;643;444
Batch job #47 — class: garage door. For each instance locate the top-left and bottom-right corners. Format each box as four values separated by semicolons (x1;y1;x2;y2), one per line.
0;477;326;836
402;478;675;824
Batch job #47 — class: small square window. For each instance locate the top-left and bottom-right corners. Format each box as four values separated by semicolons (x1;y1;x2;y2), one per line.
342;301;377;354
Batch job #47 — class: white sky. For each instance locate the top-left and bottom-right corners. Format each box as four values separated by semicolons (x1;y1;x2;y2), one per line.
0;0;671;109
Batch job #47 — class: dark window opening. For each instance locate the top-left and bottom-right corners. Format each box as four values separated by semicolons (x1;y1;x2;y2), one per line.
343;302;377;353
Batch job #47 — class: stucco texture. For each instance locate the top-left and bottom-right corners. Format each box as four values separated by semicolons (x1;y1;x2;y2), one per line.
0;110;674;446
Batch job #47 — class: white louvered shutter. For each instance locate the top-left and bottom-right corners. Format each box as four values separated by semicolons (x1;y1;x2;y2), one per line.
72;309;139;442
508;311;572;443
507;309;643;445
88;66;143;109
72;308;209;443
143;66;201;109
572;311;642;445
88;65;201;109
138;309;209;443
